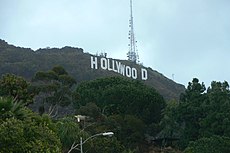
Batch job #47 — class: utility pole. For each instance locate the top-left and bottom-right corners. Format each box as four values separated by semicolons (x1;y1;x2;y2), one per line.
127;0;139;63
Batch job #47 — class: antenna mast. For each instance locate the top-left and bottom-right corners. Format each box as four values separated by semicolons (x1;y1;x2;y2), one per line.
127;0;139;63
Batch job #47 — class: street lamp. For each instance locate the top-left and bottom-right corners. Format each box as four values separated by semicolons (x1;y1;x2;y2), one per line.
68;132;114;153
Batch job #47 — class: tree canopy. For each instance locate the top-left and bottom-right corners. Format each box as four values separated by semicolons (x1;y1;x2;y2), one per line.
75;77;165;125
32;66;76;116
1;66;230;153
0;97;62;153
161;78;230;151
0;74;34;105
74;77;166;151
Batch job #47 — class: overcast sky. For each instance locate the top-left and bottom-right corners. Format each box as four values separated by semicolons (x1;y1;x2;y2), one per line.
0;0;230;86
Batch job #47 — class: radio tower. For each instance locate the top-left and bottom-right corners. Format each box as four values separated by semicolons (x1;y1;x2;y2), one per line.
127;0;139;63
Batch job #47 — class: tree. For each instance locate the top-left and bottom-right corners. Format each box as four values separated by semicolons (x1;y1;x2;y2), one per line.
0;97;25;120
159;100;181;147
32;66;76;116
176;78;207;148
171;79;230;150
56;117;89;153
0;73;34;105
75;77;165;125
77;102;102;121
0;97;62;153
87;137;125;153
0;117;62;153
55;116;127;153
184;135;230;153
122;115;145;148
74;77;166;152
199;81;230;137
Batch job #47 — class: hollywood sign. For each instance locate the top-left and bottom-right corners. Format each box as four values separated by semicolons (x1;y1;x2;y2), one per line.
91;56;148;80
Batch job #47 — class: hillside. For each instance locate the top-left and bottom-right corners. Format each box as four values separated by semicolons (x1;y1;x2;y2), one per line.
0;39;185;100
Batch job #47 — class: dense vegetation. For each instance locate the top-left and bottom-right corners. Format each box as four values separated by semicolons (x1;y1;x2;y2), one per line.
1;66;230;152
0;68;166;153
160;78;230;152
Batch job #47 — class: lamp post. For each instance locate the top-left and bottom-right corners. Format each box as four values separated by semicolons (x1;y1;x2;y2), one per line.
68;132;114;153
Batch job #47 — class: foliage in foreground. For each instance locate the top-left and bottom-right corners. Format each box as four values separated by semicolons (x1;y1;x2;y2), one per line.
184;135;230;153
2;69;230;153
0;73;34;105
0;98;62;152
161;78;230;152
74;77;166;151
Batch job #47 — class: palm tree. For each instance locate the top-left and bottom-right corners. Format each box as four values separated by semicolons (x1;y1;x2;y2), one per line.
0;97;25;120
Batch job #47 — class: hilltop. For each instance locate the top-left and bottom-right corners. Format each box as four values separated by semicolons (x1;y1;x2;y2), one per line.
0;39;184;100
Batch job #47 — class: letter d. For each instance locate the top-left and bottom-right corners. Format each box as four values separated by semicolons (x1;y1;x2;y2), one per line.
141;68;148;80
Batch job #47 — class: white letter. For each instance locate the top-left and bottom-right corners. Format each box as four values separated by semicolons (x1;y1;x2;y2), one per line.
112;60;117;72
116;61;121;73
119;64;125;76
126;66;131;78
132;68;137;79
141;68;148;80
91;56;98;69
107;58;113;71
101;58;107;70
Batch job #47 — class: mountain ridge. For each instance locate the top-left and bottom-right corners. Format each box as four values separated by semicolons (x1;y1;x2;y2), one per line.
0;39;185;100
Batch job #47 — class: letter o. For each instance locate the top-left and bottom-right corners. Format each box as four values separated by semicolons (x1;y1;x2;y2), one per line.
126;66;131;78
132;68;137;79
101;58;107;70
